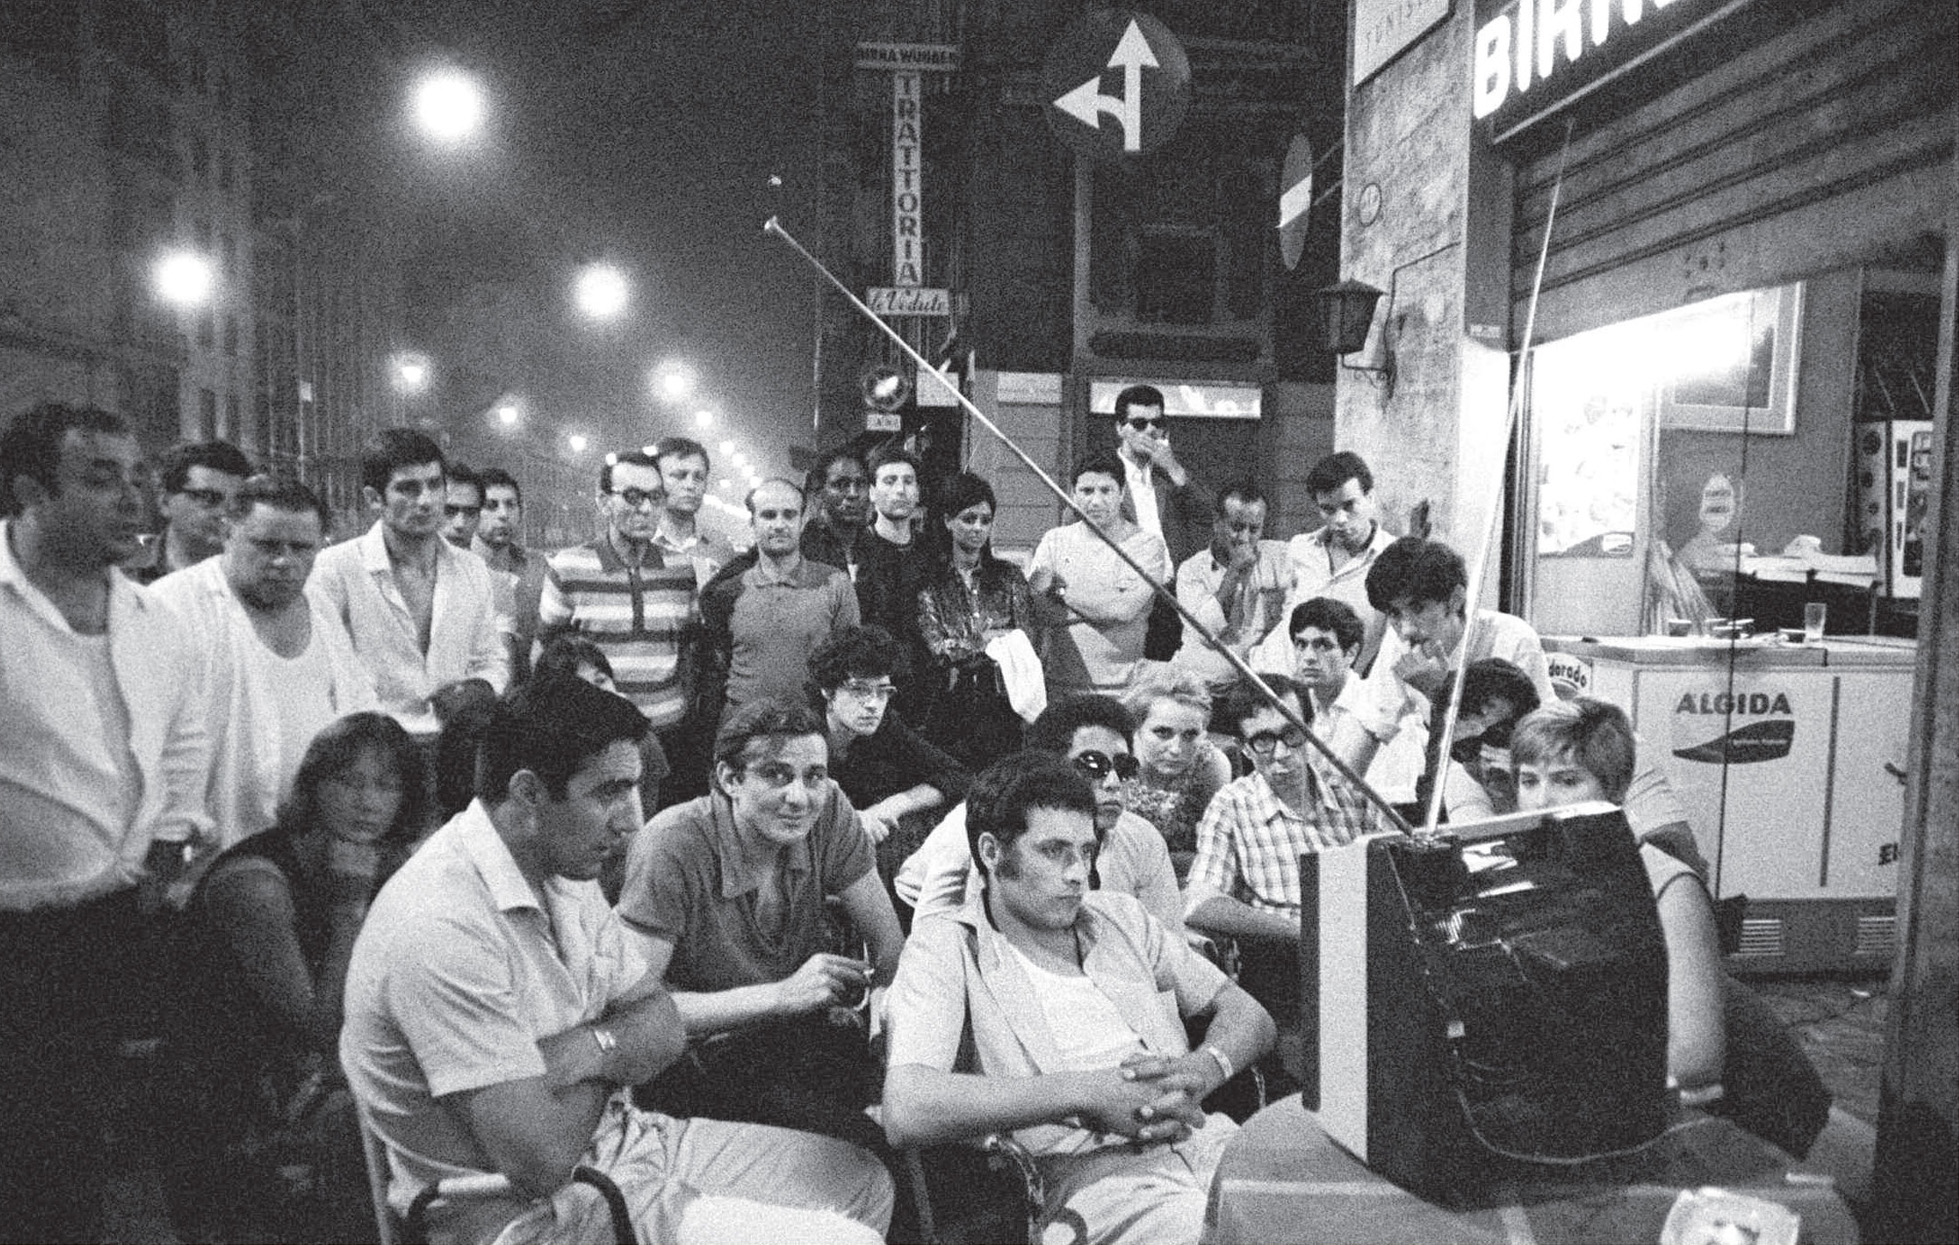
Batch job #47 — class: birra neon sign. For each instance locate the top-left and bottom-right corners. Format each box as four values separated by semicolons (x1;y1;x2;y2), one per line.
1473;0;1686;120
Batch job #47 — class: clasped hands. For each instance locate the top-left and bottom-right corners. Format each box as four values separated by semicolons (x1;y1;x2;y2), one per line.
1080;1051;1217;1148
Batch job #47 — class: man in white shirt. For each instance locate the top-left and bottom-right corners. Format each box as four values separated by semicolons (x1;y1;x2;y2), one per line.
883;750;1274;1245
1251;450;1398;676
153;474;377;854
311;428;508;741
1174;481;1293;698
1;402;212;1242
649;436;736;576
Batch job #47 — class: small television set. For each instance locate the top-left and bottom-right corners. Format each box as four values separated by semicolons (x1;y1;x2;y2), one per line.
1297;803;1671;1203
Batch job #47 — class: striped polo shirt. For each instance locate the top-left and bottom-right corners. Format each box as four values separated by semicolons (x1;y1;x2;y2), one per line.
538;536;695;728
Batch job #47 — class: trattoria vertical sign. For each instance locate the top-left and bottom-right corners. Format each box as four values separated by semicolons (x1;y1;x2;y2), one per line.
1471;0;1738;140
857;43;960;291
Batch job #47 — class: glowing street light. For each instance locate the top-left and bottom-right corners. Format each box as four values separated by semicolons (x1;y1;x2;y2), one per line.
394;354;430;390
413;69;485;142
718;439;736;456
153;250;214;307
574;264;629;320
654;363;695;403
730;451;748;470
567;433;589;454
495;403;519;427
694;409;715;430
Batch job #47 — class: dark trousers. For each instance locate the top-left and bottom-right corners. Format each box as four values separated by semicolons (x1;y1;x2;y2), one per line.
638;1014;883;1153
0;890;145;1244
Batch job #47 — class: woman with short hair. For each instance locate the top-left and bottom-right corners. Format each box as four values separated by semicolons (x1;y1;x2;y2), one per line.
1120;667;1233;878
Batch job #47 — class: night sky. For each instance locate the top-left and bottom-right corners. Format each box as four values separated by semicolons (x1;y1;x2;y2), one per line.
358;0;835;478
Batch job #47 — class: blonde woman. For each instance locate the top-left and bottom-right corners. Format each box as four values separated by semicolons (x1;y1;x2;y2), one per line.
1120;667;1234;878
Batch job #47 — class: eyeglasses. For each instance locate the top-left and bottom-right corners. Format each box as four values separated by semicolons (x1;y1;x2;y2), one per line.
1123;417;1162;432
176;487;233;509
1072;750;1139;782
838;680;896;701
610;487;662;510
1244;725;1309;757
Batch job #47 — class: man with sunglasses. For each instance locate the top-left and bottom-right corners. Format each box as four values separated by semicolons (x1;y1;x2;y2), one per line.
1185;675;1393;1043
538;448;699;741
1111;383;1212;569
896;695;1182;932
132;439;251;583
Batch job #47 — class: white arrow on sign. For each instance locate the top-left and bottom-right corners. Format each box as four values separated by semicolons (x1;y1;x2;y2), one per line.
1051;19;1156;153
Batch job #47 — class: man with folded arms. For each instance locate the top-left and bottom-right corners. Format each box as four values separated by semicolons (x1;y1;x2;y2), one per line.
341;677;891;1245
883;751;1274;1245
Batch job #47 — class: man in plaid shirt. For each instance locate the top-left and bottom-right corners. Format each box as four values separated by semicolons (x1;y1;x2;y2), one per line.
1184;674;1394;1050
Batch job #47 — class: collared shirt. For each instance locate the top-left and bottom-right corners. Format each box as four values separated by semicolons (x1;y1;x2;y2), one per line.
651;520;736;587
1026;521;1170;695
885;889;1226;1156
471;537;546;653
151;556;377;852
1174;539;1294;692
1186;768;1387;917
1343;609;1555;749
310;522;509;737
538;535;696;729
698;554;860;711
1120;451;1162;538
340;800;650;1214
898;803;1183;935
1;521;213;911
1251;522;1400;675
614;787;874;993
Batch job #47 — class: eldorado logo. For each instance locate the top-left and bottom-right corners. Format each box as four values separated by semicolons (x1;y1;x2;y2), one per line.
1672;687;1796;764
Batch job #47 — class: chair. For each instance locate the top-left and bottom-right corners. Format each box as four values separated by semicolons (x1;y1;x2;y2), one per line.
901;1133;1045;1245
355;1104;635;1245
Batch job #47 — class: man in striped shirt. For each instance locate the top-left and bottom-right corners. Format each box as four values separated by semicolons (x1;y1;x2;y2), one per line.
538;449;696;738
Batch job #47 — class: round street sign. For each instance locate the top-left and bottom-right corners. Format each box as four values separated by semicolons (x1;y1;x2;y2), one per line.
1041;9;1191;161
1278;132;1314;271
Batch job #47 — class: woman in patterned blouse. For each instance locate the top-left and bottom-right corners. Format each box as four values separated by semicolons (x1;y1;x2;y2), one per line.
1120;666;1234;879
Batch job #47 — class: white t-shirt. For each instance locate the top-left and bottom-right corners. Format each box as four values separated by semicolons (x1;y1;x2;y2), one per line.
1004;941;1146;1073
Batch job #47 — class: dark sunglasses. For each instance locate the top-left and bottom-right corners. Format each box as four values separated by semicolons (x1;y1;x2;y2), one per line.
610;487;662;510
1245;725;1309;757
1072;750;1140;782
1123;416;1163;431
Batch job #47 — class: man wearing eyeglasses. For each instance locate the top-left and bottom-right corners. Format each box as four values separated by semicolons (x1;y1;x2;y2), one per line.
1111;383;1212;569
896;695;1182;933
131;439;252;583
617;700;906;1157
1184;675;1392;1042
538;449;700;740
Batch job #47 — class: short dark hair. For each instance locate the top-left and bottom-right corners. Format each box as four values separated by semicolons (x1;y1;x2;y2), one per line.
806;446;868;498
599;448;659;495
235;473;330;532
445;461;484;498
807;625;902;695
1070;451;1124;491
0;402;131;516
1365;537;1467;613
712;698;826;780
478;467;521;502
868;444;920;476
1219;479;1267;511
654;436;711;473
745;477;804;515
1305;451;1373;498
534;635;615;686
1222;673;1313;736
965;751;1096;885
160;440;253;496
1460;657;1542;720
1289;597;1363;654
1112;384;1165;420
1026;693;1133;754
279;711;428;849
360;428;445;496
479;675;650;803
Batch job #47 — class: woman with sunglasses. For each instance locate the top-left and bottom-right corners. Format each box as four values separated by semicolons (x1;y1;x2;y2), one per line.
155;712;426;1243
808;626;969;897
916;471;1040;772
1120;668;1234;880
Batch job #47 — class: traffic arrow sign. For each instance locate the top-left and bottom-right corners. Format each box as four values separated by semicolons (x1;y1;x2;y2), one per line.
1041;10;1190;161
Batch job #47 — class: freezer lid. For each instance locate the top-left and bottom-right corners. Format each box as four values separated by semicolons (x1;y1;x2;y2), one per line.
1541;635;1828;667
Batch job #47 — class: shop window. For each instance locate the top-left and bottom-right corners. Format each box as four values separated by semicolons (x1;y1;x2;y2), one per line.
1134;229;1218;326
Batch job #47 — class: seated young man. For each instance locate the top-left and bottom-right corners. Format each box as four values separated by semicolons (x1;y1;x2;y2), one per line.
883;752;1276;1245
615;699;907;1154
1183;675;1396;1042
341;676;891;1245
893;694;1182;932
1509;698;1870;1200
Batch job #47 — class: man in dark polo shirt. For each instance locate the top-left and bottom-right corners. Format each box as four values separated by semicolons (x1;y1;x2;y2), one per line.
697;478;859;721
617;699;906;1153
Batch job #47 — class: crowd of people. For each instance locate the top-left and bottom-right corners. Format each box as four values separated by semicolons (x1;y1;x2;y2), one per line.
0;386;1866;1245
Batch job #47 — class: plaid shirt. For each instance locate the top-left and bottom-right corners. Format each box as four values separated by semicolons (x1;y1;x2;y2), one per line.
1187;764;1387;915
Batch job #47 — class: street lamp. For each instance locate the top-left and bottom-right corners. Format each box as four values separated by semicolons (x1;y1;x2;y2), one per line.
394;355;429;390
153;250;214;307
654;363;695;403
719;439;736;456
574;264;629;320
496;402;520;427
413;69;485;142
567;433;589;454
694;409;715;430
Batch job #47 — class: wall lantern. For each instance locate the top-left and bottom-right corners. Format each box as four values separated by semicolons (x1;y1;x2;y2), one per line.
1313;278;1393;395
